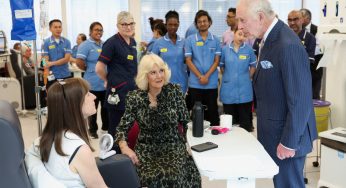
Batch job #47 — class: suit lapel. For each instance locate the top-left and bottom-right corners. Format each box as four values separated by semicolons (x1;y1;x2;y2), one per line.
253;20;284;84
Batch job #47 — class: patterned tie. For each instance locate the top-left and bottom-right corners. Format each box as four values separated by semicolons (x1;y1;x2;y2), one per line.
256;39;264;68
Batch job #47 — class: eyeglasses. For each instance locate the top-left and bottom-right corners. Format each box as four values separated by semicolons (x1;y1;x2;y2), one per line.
120;22;136;28
287;17;300;23
93;29;103;33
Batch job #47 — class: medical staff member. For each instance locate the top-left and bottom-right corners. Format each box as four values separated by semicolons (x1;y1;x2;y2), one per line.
185;10;221;126
42;19;72;87
152;10;188;94
70;33;86;64
96;12;137;137
220;27;256;132
76;22;108;139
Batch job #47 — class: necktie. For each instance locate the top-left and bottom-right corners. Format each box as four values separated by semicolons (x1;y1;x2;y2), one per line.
256;39;264;68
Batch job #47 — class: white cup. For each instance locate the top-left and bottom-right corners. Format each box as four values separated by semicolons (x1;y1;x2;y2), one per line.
220;114;232;129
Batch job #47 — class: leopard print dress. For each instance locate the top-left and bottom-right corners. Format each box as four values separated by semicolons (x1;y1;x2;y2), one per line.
115;83;201;188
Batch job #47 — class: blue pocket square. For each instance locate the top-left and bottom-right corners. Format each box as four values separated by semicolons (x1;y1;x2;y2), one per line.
260;61;273;69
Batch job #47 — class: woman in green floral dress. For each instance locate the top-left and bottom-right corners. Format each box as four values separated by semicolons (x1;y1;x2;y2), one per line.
115;54;201;188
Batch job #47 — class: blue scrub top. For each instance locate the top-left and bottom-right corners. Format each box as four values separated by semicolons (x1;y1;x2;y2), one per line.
184;32;221;89
151;34;188;94
77;38;105;91
71;45;78;58
98;33;137;110
42;36;72;79
220;43;256;104
146;37;157;53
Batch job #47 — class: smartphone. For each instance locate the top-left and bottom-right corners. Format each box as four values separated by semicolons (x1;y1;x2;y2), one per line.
191;142;218;152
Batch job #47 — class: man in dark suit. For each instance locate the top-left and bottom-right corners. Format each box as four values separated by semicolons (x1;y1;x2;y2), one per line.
237;0;318;187
300;8;317;36
288;10;316;65
301;8;324;99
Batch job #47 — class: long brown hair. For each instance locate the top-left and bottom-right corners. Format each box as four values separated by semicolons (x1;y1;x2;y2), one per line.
40;78;94;162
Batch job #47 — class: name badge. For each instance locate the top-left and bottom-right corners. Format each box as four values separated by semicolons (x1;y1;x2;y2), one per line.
48;45;55;49
127;55;134;60
160;48;168;52
196;41;204;46
239;55;247;60
97;49;102;53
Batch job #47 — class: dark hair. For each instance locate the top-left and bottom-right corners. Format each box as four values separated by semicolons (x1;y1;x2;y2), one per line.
40;78;94;162
165;10;179;23
300;8;312;20
228;8;236;14
13;43;21;50
78;33;87;41
149;17;164;32
89;21;103;36
194;10;212;27
153;22;167;36
49;19;62;28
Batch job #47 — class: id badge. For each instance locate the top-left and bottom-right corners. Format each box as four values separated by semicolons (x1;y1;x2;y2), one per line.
108;94;120;105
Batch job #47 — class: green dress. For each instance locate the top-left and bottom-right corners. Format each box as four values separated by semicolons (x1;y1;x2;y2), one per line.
115;83;201;188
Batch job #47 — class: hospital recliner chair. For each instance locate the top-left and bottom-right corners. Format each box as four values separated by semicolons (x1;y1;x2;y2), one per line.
0;100;140;188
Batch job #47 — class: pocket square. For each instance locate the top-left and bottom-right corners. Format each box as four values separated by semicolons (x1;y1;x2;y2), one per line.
260;60;273;69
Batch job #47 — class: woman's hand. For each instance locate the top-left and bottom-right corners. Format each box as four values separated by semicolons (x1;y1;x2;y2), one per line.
120;144;139;165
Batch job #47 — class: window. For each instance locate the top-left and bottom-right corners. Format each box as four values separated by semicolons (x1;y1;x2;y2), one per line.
271;0;301;24
141;0;198;42
0;0;61;50
201;0;237;40
66;0;128;47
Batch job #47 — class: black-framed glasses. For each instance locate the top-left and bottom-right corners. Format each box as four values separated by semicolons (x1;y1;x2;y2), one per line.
120;22;136;28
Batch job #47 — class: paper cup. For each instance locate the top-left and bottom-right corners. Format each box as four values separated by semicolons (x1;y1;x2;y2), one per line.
220;114;232;129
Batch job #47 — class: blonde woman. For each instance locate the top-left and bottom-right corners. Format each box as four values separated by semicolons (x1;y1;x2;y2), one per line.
115;54;201;187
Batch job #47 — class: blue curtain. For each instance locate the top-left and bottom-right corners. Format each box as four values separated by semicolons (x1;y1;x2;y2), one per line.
10;0;36;41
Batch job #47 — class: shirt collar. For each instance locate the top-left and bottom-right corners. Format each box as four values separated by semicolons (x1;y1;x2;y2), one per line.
50;36;64;44
305;22;311;32
164;34;182;42
88;38;103;46
262;17;278;43
195;31;214;41
229;42;245;50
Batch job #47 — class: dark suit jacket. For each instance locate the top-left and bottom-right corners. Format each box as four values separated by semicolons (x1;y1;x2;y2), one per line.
310;23;318;36
254;20;317;159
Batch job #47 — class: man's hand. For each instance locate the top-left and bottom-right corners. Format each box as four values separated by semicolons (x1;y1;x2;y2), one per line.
199;75;209;85
277;143;295;160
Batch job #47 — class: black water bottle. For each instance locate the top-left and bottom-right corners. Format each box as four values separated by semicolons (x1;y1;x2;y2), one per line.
192;101;204;137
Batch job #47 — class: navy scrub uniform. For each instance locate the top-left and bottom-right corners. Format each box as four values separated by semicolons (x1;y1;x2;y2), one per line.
98;33;138;136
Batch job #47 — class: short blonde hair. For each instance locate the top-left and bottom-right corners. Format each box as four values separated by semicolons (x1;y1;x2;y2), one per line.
117;11;134;24
136;54;171;91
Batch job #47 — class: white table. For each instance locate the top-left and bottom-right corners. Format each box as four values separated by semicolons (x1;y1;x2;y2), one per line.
318;127;346;188
187;127;279;188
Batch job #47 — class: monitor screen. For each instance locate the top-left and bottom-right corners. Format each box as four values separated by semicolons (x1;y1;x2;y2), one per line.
0;38;5;53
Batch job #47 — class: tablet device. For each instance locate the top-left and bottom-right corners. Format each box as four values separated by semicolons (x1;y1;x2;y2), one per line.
191;142;218;152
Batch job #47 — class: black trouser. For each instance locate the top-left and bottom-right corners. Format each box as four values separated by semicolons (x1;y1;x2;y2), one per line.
107;108;125;137
89;90;108;133
223;101;253;132
188;88;219;126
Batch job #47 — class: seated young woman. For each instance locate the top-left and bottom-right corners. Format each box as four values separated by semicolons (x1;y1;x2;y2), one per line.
115;54;201;187
38;78;107;188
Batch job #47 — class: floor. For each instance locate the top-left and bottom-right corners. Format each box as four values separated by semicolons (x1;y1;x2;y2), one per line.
19;109;320;188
